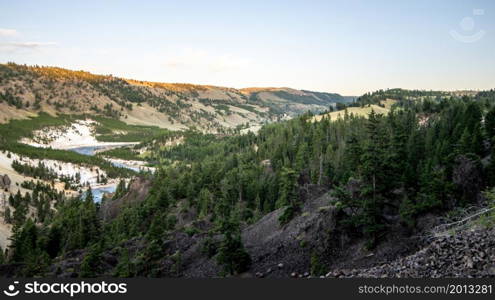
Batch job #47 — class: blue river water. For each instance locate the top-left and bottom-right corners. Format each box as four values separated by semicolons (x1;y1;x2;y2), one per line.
69;145;137;202
69;146;109;156
70;146;142;172
81;185;116;203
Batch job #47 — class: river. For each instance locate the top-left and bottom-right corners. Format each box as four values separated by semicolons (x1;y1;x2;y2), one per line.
69;144;140;202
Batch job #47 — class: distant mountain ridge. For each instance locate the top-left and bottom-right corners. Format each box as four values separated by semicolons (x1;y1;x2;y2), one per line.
0;63;353;132
243;87;355;115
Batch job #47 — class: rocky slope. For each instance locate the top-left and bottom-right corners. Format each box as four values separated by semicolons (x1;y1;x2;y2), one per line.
1;177;493;278
0;63;353;132
325;228;495;278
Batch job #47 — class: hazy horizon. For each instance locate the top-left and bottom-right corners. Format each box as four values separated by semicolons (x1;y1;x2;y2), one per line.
1;0;494;95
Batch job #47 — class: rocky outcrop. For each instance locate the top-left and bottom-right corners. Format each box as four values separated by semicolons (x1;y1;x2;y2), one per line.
100;176;152;221
0;174;11;191
242;188;338;277
6;177;495;278
325;228;495;278
452;154;483;206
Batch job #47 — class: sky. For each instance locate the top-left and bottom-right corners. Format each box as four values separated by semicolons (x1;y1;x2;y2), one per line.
0;0;494;96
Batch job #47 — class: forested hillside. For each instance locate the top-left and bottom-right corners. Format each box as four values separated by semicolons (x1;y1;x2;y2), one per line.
2;88;495;277
0;63;350;133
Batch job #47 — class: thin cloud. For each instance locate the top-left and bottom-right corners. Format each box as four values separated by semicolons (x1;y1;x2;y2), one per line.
0;28;18;37
0;42;57;52
0;28;57;53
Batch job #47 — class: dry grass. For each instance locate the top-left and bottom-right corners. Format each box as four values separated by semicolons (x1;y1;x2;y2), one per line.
124;103;187;130
312;100;397;122
0;103;37;124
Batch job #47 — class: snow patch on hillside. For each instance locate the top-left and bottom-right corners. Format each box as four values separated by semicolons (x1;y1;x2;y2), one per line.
20;119;137;149
0;151;112;187
104;158;155;173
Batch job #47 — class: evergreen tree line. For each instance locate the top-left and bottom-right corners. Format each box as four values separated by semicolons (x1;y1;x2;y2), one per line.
98;92;495;272
0;90;24;109
11;160;58;181
5;189;99;276
4;89;495;276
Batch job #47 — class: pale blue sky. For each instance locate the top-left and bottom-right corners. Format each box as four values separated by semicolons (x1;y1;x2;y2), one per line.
0;0;494;95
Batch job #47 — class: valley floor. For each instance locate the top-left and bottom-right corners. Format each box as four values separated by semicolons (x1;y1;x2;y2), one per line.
0;118;147;249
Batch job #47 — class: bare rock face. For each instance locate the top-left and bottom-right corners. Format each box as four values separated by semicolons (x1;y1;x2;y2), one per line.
8;171;495;279
100;176;152;221
0;174;11;190
325;227;495;278
345;177;363;200
452;155;483;206
242;191;337;277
